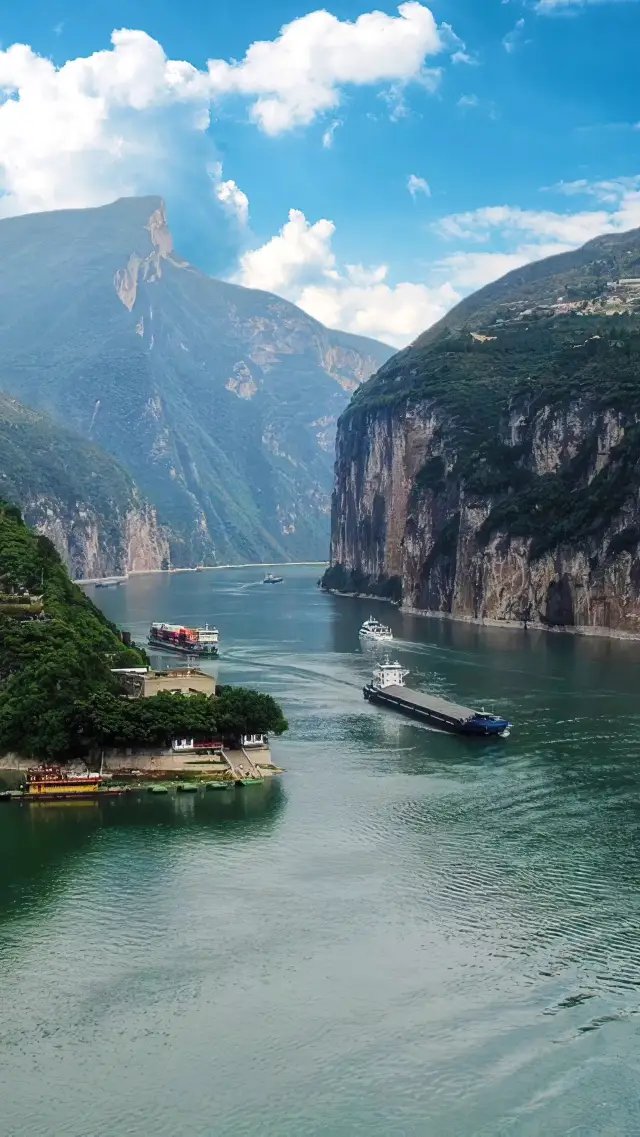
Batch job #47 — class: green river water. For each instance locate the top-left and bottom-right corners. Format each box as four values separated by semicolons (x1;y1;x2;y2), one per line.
1;566;639;1136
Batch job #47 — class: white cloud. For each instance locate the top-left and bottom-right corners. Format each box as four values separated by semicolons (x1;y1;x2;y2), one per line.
439;23;477;65
457;93;480;108
235;209;338;295
322;120;342;148
408;173;431;198
545;175;640;203
234;208;459;346
234;174;640;346
297;276;459;345
536;0;639;10
432;179;640;291
434;203;620;245
436;243;574;290
206;3;450;135
0;7;461;218
0;30;214;217
209;162;249;225
502;18;526;52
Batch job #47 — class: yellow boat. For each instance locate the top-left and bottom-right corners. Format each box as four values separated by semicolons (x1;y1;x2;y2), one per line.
24;765;125;800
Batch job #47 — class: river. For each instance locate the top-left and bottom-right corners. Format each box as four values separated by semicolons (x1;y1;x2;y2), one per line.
1;566;639;1136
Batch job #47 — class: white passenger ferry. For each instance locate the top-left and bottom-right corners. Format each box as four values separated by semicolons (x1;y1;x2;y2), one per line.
358;616;394;643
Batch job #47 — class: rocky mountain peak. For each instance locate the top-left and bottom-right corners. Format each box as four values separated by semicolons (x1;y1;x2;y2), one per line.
0;196;393;566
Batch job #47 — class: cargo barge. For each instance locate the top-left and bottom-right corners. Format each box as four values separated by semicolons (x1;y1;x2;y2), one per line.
363;659;511;737
148;622;219;657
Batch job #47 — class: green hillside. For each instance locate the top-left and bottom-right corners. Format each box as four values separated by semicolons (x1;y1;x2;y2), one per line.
416;226;640;346
0;196;391;565
0;393;155;573
0;504;287;761
349;312;640;560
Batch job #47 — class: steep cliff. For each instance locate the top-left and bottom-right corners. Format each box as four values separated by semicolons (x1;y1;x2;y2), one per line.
0;395;167;579
0;197;391;565
324;228;640;636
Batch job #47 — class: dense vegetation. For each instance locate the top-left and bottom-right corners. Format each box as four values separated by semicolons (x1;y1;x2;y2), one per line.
0;196;391;565
414;226;640;346
347;314;640;559
0;392;156;575
0;503;287;760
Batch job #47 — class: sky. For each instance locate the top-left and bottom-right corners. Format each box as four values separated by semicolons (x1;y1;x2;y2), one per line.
1;0;639;347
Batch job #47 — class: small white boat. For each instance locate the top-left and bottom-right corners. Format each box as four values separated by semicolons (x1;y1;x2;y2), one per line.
359;616;393;643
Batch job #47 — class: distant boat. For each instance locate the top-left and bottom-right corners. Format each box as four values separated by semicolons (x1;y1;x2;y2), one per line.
148;621;219;656
263;573;284;584
95;578;124;589
359;615;393;643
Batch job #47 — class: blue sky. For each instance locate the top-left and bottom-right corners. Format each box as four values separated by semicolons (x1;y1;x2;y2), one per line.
1;0;639;345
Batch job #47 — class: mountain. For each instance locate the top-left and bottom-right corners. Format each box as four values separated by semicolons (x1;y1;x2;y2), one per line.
0;197;392;565
0;394;166;579
323;228;640;636
416;226;640;345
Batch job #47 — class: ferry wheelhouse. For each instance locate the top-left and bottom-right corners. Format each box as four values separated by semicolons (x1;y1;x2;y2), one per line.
148;622;219;657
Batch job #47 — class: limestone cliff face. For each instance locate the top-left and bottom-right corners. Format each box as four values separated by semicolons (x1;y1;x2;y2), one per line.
325;225;640;636
0;195;393;566
326;398;640;636
21;495;168;580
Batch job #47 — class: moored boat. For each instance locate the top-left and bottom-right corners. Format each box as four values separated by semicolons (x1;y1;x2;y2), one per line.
363;658;511;737
359;616;393;643
22;765;126;800
148;621;219;657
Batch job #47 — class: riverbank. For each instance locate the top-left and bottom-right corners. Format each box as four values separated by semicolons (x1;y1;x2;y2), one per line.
0;745;281;780
75;562;328;585
322;586;640;642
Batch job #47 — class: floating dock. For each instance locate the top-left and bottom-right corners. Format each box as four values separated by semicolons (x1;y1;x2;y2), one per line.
363;660;511;737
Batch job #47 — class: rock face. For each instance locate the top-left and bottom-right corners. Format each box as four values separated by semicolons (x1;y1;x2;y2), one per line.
0;197;391;565
324;227;640;636
0;394;167;578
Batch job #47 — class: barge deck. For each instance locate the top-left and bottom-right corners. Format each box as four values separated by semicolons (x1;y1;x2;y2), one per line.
363;659;511;737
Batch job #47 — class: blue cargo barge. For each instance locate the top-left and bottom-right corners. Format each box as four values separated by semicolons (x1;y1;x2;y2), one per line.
363;660;511;737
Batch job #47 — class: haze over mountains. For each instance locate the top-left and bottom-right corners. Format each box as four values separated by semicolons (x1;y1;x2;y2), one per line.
0;196;392;571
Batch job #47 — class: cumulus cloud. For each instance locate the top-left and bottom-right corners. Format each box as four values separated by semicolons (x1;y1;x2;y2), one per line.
235;209;338;294
0;6;460;218
408;174;431;198
0;30;215;217
209;162;249;225
206;3;450;134
234;173;640;346
234;208;459;346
